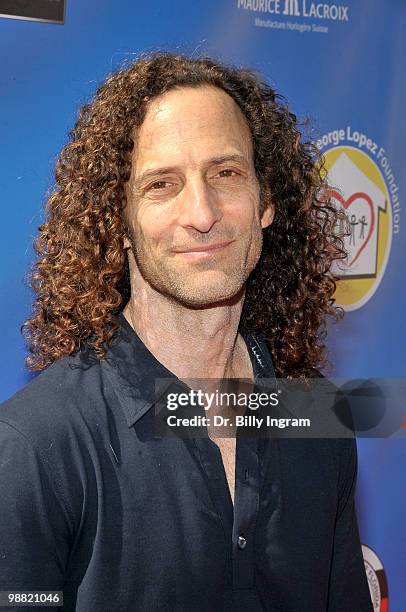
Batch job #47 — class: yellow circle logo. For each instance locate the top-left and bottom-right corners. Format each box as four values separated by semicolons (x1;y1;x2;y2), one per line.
323;146;392;311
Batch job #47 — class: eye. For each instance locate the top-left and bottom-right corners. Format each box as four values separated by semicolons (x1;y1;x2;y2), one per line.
217;168;239;178
149;180;172;190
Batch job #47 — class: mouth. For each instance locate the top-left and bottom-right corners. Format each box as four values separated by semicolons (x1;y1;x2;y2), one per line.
173;240;234;257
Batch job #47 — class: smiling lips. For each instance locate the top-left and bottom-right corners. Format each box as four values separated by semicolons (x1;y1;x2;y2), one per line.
173;240;234;256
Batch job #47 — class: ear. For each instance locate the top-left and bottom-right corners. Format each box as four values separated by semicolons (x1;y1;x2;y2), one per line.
260;202;275;229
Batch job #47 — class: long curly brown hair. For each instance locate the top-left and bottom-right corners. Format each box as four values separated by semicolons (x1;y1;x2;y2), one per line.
23;50;346;378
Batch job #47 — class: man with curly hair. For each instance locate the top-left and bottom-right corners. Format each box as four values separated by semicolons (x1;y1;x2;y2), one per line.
0;52;372;611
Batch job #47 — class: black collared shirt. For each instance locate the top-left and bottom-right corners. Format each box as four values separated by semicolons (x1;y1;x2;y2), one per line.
0;314;373;611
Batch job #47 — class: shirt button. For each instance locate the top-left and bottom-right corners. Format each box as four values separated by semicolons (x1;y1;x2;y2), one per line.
237;535;247;550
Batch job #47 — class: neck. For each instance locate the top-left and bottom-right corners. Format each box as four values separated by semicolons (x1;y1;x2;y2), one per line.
122;279;252;382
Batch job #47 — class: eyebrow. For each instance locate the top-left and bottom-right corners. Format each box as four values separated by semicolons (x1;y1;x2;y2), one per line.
133;154;250;187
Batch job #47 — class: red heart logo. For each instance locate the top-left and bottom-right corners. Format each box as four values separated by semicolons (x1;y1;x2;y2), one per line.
327;190;375;267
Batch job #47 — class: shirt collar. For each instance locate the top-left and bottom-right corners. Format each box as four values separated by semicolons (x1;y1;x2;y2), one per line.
101;312;276;428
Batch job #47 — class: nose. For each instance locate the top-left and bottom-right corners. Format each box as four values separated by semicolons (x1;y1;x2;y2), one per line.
177;175;222;233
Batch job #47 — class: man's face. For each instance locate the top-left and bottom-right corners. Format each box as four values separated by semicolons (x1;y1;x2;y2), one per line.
124;84;274;307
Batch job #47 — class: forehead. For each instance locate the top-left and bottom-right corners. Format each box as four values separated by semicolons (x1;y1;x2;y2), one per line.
133;85;254;169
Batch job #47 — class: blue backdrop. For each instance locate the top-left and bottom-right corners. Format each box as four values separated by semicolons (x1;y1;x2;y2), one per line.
1;1;405;609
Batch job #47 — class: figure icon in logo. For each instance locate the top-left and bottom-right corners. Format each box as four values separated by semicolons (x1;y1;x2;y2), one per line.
349;214;359;246
359;215;368;240
333;208;350;239
344;212;351;234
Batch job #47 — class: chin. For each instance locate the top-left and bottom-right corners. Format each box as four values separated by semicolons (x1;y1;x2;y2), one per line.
140;263;249;308
165;280;246;309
